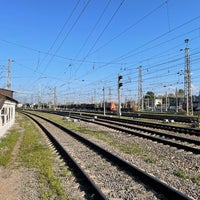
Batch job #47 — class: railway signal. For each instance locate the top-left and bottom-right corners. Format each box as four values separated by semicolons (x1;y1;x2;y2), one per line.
118;74;123;117
118;75;123;88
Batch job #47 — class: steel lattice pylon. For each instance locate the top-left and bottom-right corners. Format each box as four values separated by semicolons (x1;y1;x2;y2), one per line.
184;39;193;115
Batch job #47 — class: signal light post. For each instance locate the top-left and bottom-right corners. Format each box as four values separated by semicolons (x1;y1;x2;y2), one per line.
118;74;123;117
103;87;106;116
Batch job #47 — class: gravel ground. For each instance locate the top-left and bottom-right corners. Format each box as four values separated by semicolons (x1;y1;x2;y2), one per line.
75;119;199;200
0;115;83;200
37;116;164;199
0;114;199;199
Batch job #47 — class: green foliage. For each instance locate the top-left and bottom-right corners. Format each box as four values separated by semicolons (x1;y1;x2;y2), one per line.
174;169;200;185
191;176;200;185
28;111;199;187
173;169;189;179
0;129;20;166
18;117;67;199
144;91;155;99
143;156;157;164
29;112;156;163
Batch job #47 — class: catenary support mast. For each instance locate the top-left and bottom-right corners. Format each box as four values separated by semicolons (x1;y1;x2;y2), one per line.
184;39;193;115
6;59;12;90
138;66;143;111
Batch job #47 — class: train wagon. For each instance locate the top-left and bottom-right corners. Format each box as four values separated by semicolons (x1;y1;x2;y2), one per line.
109;102;116;111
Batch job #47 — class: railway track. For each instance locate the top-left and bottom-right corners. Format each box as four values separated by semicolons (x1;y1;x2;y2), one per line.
72;112;200;136
66;113;200;155
40;110;200;135
122;112;197;124
105;115;200;136
21;111;194;200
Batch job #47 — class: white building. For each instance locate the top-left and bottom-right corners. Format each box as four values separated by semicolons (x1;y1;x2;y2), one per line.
0;89;18;137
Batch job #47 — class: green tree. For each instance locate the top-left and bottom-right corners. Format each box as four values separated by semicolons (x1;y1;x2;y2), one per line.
144;91;155;99
144;91;155;109
177;89;184;97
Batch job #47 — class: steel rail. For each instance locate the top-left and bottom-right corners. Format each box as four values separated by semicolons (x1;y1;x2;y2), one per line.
95;117;200;146
70;114;200;154
22;111;193;200
46;110;200;136
96;114;200;136
22;112;107;200
122;113;196;123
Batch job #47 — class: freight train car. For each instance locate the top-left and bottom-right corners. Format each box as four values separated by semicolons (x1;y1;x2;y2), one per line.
66;102;117;112
107;102;116;111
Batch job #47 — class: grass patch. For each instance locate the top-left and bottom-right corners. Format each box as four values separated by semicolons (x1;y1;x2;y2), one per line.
174;169;200;185
191;176;200;185
143;156;157;164
18;114;69;200
173;169;189;179
28;111;156;164
114;142;142;154
27;111;200;186
0;129;21;166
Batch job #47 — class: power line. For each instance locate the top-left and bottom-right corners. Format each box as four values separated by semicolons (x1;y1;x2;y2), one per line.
75;0;125;75
110;15;200;63
74;0;112;58
38;0;81;69
41;0;92;75
87;0;168;57
77;17;200;79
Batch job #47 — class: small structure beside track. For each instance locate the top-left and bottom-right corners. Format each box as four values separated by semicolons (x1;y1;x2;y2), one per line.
0;89;18;137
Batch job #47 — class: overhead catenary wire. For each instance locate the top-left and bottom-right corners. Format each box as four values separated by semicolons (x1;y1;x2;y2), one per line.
1;14;200;76
9;31;200;102
41;0;92;75
74;0;112;59
75;0;125;75
109;15;200;64
75;17;200;81
2;1;200;103
37;0;81;70
86;0;169;57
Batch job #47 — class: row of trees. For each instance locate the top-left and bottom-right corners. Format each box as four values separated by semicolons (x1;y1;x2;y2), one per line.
143;89;185;111
144;89;184;100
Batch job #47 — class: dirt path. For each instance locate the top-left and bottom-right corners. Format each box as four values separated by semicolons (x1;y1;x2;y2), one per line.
0;115;39;200
0;168;22;200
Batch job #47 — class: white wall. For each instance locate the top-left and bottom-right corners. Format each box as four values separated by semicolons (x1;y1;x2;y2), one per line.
0;100;16;137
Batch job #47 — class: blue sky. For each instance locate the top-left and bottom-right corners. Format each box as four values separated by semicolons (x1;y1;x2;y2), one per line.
0;0;200;104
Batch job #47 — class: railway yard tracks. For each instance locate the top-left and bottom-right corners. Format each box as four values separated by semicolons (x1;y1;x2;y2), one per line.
69;113;200;154
21;111;199;199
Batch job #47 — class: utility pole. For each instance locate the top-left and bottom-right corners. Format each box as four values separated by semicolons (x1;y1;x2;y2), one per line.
138;66;143;111
184;39;193;115
109;87;112;102
118;74;123;117
38;86;41;110
54;86;57;110
103;87;105;115
175;88;178;113
94;89;96;109
165;92;168;112
94;89;96;104
6;59;12;90
31;94;33;108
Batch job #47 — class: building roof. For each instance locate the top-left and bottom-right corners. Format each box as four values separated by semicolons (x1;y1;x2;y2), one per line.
0;94;18;110
0;88;14;98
